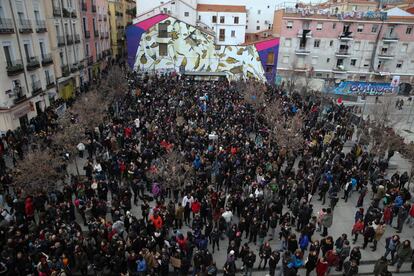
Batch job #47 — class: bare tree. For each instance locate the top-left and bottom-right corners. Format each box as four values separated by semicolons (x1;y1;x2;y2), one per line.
70;90;108;130
370;95;394;127
13;148;65;195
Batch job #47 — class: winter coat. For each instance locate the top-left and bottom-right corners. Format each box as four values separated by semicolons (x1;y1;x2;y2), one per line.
316;259;328;276
396;244;413;261
374;224;386;241
373;259;388;276
321;213;333;228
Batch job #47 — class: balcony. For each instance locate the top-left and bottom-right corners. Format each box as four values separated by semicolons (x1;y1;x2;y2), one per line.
94;30;99;37
81;2;87;11
61;65;70;77
71;63;79;73
0;18;14;34
75;34;81;43
297;30;312;38
339;33;353;41
26;57;40;71
41;53;53;66
62;8;71;18
57;35;65;46
382;35;399;43
66;34;73;45
31;80;42;95
6;59;24;76
18;19;32;34
378;52;394;60
115;11;123;17
295;47;310;55
87;56;94;65
98;14;103;21
333;66;347;73
84;30;90;38
46;80;56;89
103;15;107;21
335;50;350;57
92;5;97;13
35;20;47;33
53;6;61;17
14;93;27;105
71;11;77;18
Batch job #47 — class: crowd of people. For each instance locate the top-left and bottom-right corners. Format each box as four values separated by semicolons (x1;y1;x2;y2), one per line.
0;67;413;276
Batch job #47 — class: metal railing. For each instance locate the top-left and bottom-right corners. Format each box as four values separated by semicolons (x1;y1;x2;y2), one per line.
57;35;65;46
84;30;90;38
31;80;42;95
81;2;87;11
26;56;40;70
66;34;73;44
41;53;53;65
75;34;81;43
35;20;47;32
6;59;24;76
61;65;70;77
18;19;32;33
0;18;14;34
94;30;99;37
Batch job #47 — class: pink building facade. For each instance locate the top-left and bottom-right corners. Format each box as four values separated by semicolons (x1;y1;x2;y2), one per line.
80;0;111;84
274;8;414;88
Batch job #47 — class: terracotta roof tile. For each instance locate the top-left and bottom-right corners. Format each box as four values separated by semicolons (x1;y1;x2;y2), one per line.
197;4;246;13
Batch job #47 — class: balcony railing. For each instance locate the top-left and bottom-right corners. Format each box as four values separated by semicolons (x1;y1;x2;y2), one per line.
14;93;27;105
98;14;103;21
382;34;399;42
103;15;107;21
31;80;42;95
53;5;61;17
75;34;81;43
92;5;97;12
57;35;65;46
35;20;47;33
88;56;94;65
41;53;53;66
0;18;14;34
62;8;71;18
46;80;56;89
71;63;79;73
295;47;310;55
71;11;77;18
94;30;99;37
26;56;40;70
66;34;73;45
84;30;90;38
18;19;32;33
61;65;70;77
81;2;87;11
336;50;350;56
6;59;24;76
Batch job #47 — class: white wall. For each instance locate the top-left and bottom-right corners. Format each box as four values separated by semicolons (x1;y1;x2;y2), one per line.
198;11;246;45
197;0;276;33
136;0;197;25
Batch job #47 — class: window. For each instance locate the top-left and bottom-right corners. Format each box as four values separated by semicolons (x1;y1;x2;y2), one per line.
256;26;260;30
402;43;408;53
159;43;167;56
406;26;412;34
212;16;217;23
360;76;367;81
351;59;357;66
332;23;336;29
234;17;239;24
314;39;320;48
363;59;370;67
284;38;291;47
220;16;225;23
357;24;363;32
231;30;235;37
184;12;189;17
3;43;13;66
267;51;274;64
326;58;330;63
258;10;261;15
283;56;289;64
371;24;378;33
286;21;293;29
311;56;318;65
396;61;403;68
316;23;323;30
159;23;168;38
329;40;333;46
219;29;225;41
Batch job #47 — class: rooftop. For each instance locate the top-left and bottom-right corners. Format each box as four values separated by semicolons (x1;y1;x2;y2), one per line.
197;4;246;13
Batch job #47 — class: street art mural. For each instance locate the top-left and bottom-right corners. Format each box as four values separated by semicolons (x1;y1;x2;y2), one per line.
126;15;279;83
334;81;394;95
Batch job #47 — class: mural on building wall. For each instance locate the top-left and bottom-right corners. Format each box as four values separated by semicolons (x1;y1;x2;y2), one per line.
126;14;279;83
334;81;394;95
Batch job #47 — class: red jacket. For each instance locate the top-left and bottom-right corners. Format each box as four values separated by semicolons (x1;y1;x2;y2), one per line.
316;259;328;276
25;198;34;217
191;201;201;213
410;204;414;217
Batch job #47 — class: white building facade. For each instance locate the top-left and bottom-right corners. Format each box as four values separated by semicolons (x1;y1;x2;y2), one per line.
0;0;57;131
197;4;246;45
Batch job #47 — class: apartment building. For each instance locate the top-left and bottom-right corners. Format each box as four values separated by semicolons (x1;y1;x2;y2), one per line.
273;7;414;89
197;4;246;45
109;0;134;58
46;0;85;100
0;0;57;131
135;0;275;45
80;0;111;83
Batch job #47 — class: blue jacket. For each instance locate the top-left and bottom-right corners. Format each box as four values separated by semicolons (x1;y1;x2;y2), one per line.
299;235;309;250
137;259;147;272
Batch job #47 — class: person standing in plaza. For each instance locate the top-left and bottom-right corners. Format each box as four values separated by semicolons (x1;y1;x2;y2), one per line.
321;208;333;237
